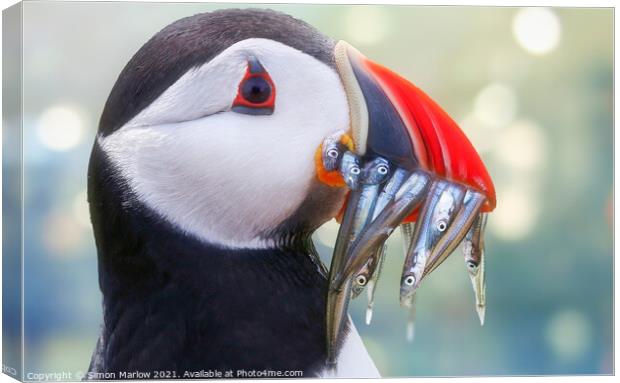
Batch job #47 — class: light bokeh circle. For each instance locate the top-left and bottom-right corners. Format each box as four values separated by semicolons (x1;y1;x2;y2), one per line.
37;105;84;151
512;8;561;55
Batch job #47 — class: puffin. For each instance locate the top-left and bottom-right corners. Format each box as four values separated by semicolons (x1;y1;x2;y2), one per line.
87;8;496;379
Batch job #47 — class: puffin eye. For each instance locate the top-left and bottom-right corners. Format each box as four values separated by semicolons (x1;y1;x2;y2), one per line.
232;57;275;116
240;77;271;104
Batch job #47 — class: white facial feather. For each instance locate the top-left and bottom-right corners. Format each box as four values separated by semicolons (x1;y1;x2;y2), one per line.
100;38;349;249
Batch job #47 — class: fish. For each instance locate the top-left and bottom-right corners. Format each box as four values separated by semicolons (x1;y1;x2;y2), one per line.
422;190;486;279
330;170;431;291
351;167;407;302
363;245;386;325
326;155;390;365
362;157;391;185
401;222;415;251
339;151;362;190
400;222;417;341
321;130;347;172
463;213;488;326
399;180;466;307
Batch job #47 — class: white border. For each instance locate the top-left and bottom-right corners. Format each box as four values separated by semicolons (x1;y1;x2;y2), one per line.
0;1;616;383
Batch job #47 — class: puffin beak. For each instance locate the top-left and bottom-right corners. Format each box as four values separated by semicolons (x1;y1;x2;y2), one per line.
324;41;496;367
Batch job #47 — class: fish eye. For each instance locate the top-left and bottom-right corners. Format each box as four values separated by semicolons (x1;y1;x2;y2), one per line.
404;275;416;286
436;220;448;232
356;275;367;286
467;261;478;270
377;165;388;175
351;166;361;175
327;149;339;159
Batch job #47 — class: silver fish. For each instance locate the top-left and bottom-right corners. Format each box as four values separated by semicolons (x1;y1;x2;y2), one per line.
326;188;374;366
339;151;362;190
364;244;386;325
330;170;431;291
349;157;391;235
362;169;411;313
326;156;389;365
326;189;366;366
400;222;417;341
401;222;415;252
362;157;390;185
351;166;405;302
355;168;411;312
321;131;346;172
422;189;486;279
400;180;466;307
375;168;411;214
463;212;488;325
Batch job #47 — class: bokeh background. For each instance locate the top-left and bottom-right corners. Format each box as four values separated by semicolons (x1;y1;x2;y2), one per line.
5;1;613;377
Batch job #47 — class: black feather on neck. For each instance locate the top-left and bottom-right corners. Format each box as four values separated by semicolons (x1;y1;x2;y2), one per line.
87;143;334;377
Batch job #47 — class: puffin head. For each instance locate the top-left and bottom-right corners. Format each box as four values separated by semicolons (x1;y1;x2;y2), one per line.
93;8;495;251
95;9;349;250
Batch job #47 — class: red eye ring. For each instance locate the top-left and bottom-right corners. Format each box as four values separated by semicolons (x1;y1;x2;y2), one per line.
232;58;276;116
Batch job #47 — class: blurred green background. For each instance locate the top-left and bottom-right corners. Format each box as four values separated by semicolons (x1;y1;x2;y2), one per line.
12;1;612;377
